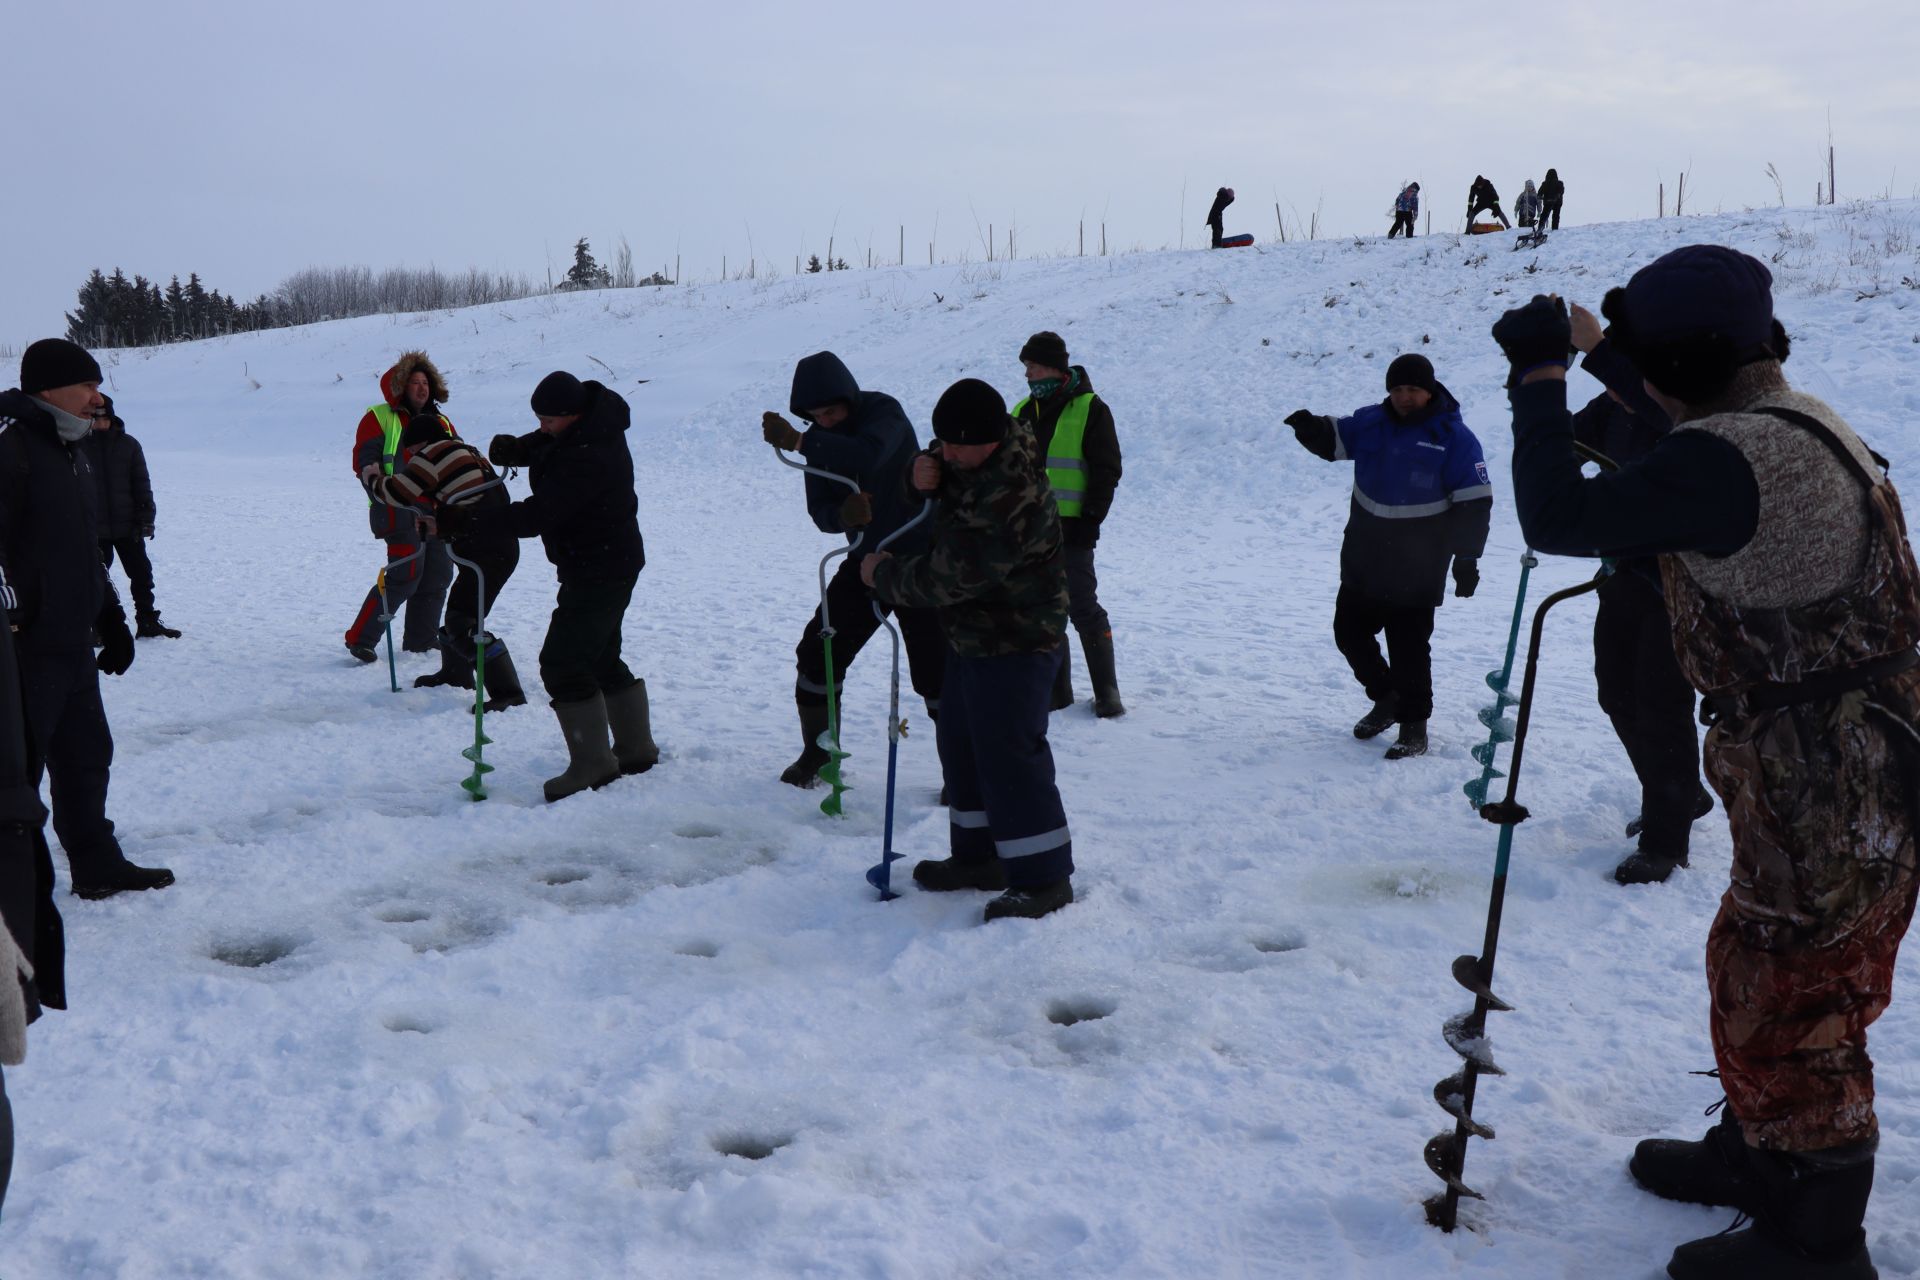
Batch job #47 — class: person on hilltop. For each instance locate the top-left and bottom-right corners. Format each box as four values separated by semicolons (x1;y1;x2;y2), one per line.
1012;331;1125;717
1495;247;1919;1278
81;394;178;639
0;339;174;899
364;416;527;710
1390;182;1421;238
1515;179;1543;229
760;352;945;788
1466;175;1512;231
454;372;655;802
1205;187;1236;248
1283;354;1493;760
341;351;456;664
864;379;1077;923
1538;168;1565;229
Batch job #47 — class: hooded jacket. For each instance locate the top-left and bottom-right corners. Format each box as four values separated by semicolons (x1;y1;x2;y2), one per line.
494;381;644;582
1292;385;1494;607
1395;185;1420;215
788;352;930;558
78;399;155;540
1515;181;1542;223
1539;170;1564;205
0;389;118;654
353;352;456;541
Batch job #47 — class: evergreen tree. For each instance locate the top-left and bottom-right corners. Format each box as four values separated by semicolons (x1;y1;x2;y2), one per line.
184;272;208;337
65;269;112;345
164;276;186;336
806;254;823;274
566;237;601;289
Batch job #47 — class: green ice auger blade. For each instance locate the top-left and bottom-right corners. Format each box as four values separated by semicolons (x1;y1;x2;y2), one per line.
816;631;851;816
462;643;491;801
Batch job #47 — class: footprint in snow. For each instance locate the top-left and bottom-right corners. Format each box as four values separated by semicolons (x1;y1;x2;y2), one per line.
1047;997;1117;1027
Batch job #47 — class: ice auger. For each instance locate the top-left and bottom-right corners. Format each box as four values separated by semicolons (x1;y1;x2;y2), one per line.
864;500;937;901
1426;562;1604;1232
373;543;427;694
771;444;865;816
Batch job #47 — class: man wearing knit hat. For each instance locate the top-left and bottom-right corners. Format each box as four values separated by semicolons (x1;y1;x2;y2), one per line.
1497;248;1916;1278
1014;330;1125;717
0;339;174;899
862;378;1076;922
456;371;654;802
1285;353;1492;758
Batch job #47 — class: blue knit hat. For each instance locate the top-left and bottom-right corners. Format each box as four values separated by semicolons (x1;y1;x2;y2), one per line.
1604;245;1780;400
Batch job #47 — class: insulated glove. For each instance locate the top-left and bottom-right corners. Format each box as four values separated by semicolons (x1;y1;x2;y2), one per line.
839;491;874;528
1492;294;1573;384
1453;559;1480;598
488;433;530;468
762;412;804;452
96;610;135;675
1284;409;1318;431
141;525;155;539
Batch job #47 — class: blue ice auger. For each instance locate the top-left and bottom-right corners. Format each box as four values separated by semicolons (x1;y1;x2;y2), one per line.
373;543;427;694
1464;550;1537;810
864;500;938;901
771;444;865;816
1426;566;1606;1231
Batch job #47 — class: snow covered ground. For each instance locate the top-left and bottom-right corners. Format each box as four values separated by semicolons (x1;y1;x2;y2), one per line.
9;200;1920;1278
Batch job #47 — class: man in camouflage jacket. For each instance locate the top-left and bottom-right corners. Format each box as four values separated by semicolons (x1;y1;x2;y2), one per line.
1496;247;1918;1279
864;378;1075;923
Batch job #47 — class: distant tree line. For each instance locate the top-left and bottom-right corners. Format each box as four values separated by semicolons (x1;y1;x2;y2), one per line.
63;237;672;350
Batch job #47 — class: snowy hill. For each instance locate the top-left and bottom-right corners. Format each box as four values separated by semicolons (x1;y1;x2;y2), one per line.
14;201;1920;1278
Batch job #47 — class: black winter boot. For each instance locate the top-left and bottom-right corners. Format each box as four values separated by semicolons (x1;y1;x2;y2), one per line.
984;879;1074;922
1666;1141;1878;1280
415;629;476;690
72;861;176;900
347;641;379;664
781;702;833;788
912;856;1007;892
1615;843;1689;885
135;612;181;639
1384;720;1428;759
1631;1106;1765;1215
479;644;527;712
605;679;659;775
1353;694;1399;740
1628;783;1715;838
1083;631;1126;718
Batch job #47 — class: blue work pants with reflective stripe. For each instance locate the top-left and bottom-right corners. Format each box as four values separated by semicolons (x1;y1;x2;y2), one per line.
937;646;1074;887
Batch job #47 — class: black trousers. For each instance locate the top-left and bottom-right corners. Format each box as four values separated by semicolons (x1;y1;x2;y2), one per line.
1389;211;1416;238
939;647;1074;887
1467;200;1511;229
1332;586;1436;722
1543;200;1562;230
539;574;638;705
0;1064;11;1220
1053;544;1111;703
18;649;127;884
794;558;946;710
1593;575;1701;854
442;537;520;646
98;537;156;617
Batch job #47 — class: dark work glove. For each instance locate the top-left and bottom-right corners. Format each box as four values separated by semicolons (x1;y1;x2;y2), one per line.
141;525;155;539
1491;295;1573;385
1284;409;1318;431
488;433;530;468
1453;559;1480;599
839;491;874;528
762;412;804;452
96;610;135;675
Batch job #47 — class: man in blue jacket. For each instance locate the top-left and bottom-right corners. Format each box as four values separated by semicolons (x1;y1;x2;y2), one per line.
762;352;945;788
1286;354;1493;758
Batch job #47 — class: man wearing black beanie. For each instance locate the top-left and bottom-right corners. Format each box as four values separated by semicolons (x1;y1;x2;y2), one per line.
1285;353;1492;759
862;378;1076;923
1496;249;1916;1278
455;370;653;801
0;339;173;898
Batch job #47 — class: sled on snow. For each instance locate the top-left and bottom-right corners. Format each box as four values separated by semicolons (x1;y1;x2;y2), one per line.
1465;222;1508;236
1213;234;1255;248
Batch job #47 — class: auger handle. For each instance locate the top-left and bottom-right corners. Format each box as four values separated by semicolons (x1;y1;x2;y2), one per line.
771;445;866;631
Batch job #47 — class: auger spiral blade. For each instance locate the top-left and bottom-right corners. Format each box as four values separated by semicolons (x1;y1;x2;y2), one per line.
1469;741;1503;768
865;853;904;901
1451;954;1513;1012
1463;777;1491;807
816;727;852;817
1433;1072;1495;1139
1483;669;1518;708
1423;1133;1484;1201
1475;706;1516;742
1443;1012;1504;1076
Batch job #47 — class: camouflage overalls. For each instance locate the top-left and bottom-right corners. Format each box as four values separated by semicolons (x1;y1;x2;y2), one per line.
1661;390;1920;1152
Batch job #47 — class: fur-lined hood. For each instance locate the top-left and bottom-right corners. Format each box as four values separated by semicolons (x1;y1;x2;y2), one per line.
379;351;450;407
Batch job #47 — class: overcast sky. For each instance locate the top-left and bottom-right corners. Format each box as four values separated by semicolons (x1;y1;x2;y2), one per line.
7;0;1916;353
